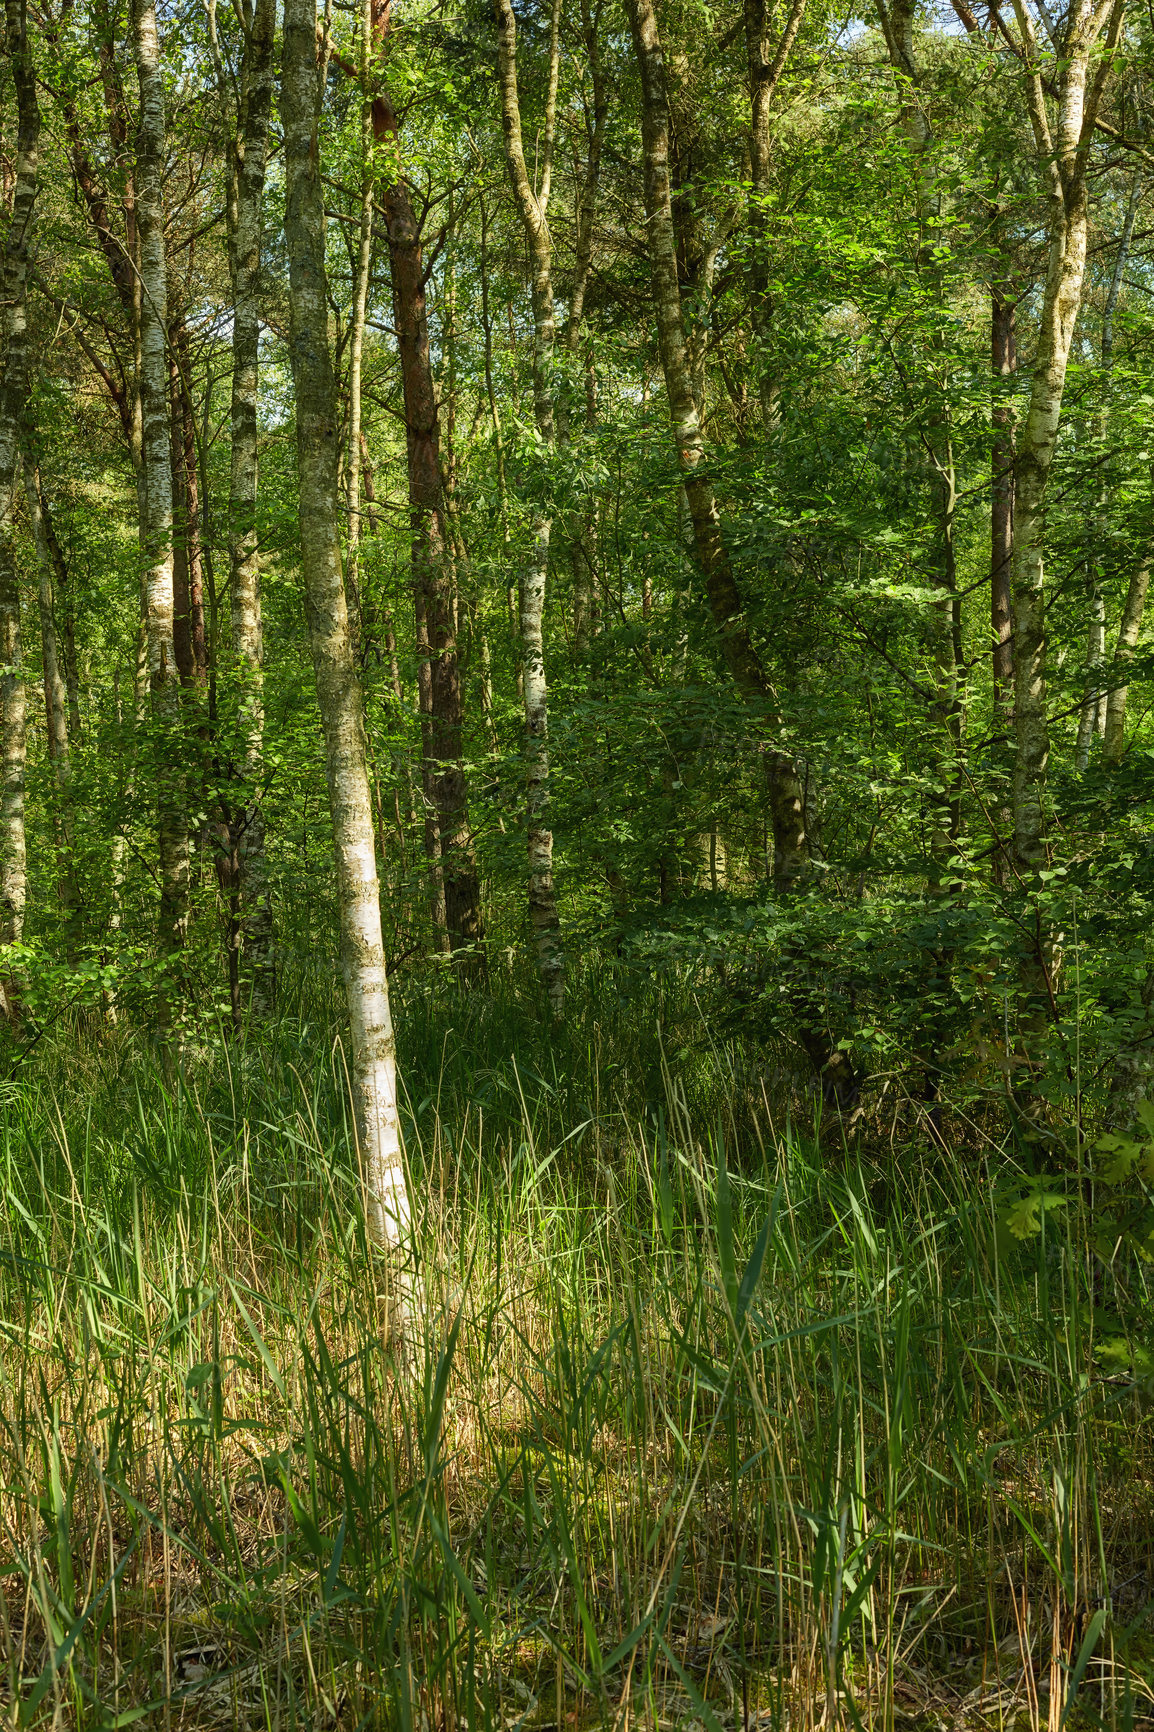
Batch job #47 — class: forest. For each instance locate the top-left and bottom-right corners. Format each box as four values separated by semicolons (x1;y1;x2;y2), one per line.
1;0;1153;1720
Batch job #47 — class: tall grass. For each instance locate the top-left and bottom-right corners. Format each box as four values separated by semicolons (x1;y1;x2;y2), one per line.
0;967;1151;1730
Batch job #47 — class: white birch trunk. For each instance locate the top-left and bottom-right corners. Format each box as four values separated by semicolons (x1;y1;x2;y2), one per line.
281;0;411;1265
0;0;38;950
1077;176;1137;771
133;0;190;963
224;0;276;1010
344;0;374;650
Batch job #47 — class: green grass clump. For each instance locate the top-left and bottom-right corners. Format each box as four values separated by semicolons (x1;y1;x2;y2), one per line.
0;971;1151;1730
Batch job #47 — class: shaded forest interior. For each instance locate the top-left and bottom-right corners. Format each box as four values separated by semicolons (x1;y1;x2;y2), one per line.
1;0;1154;1723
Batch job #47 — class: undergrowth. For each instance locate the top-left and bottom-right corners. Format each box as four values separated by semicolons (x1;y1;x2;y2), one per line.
0;965;1151;1730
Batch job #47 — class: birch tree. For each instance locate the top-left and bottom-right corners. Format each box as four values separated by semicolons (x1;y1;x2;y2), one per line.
281;0;411;1267
220;0;277;1008
0;0;38;957
133;0;190;966
1076;177;1138;771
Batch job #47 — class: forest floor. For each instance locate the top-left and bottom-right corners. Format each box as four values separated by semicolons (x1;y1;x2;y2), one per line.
0;968;1152;1730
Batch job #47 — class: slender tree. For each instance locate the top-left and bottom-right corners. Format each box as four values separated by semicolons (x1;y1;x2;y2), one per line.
219;0;277;1009
133;0;191;971
1102;547;1151;763
24;453;78;921
1009;0;1125;871
744;0;808;430
494;0;566;1014
624;0;808;895
1076;177;1138;770
331;0;484;968
0;0;39;957
282;0;411;1267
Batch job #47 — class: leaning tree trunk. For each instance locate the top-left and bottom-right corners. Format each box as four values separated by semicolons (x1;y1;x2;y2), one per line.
494;0;566;1014
133;0;191;971
0;0;38;957
624;0;807;894
282;0;412;1268
224;0;276;1011
626;0;855;1110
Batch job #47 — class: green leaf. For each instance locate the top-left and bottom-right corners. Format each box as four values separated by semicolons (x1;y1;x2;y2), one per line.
1003;1188;1066;1240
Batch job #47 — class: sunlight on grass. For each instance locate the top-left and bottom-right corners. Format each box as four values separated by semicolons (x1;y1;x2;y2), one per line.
0;987;1151;1730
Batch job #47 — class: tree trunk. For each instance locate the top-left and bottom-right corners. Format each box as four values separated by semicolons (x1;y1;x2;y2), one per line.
33;474;82;739
282;0;411;1265
493;0;566;1013
1102;551;1151;765
171;315;208;685
134;0;191;970
624;0;808;895
24;454;79;922
877;0;964;883
110;619;149;953
344;0;375;655
627;0;856;1110
0;0;39;953
223;0;277;1013
1009;0;1124;873
1074;575;1106;771
1078;177;1137;771
337;0;484;971
744;0;807;430
169;335;208;688
991;283;1015;723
